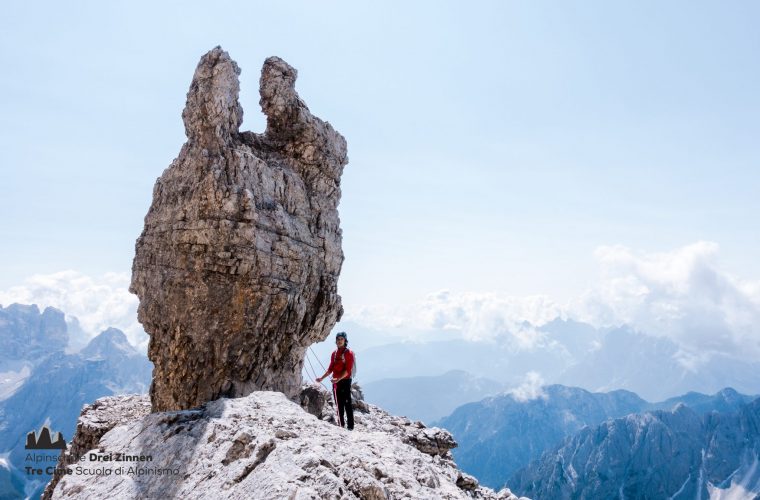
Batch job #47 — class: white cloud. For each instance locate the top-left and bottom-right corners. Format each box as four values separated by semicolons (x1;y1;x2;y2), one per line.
2;241;758;366
344;289;562;347
0;270;147;352
571;241;760;363
345;241;760;365
508;371;547;402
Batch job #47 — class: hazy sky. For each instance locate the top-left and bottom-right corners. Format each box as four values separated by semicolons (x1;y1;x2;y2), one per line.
2;0;759;317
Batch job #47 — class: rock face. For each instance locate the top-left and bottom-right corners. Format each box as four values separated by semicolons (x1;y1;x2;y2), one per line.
299;383;458;459
129;47;348;412
44;388;523;500
41;395;152;500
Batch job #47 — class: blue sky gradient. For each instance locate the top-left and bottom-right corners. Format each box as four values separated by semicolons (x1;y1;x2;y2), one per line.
2;1;759;312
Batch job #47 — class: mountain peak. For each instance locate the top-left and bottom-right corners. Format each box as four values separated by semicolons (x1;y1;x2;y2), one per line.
97;327;128;341
41;305;65;317
3;302;40;315
81;328;136;359
0;301;68;360
717;387;740;398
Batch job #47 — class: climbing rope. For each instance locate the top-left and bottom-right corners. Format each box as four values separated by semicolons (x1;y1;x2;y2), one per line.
309;346;327;371
304;350;319;382
307;345;342;427
305;347;329;391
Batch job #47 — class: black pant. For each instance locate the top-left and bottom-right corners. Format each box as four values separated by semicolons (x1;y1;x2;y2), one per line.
334;378;354;430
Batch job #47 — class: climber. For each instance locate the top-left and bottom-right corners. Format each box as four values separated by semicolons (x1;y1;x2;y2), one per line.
316;331;354;430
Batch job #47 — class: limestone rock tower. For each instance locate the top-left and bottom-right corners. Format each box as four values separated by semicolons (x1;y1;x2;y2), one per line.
129;47;348;411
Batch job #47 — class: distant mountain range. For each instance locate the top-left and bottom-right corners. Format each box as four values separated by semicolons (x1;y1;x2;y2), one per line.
3;302;759;499
437;384;648;489
0;303;152;500
511;395;760;499
0;303;69;402
343;318;760;402
436;384;757;493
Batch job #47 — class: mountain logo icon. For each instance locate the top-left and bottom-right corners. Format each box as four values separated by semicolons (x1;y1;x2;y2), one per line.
25;425;67;450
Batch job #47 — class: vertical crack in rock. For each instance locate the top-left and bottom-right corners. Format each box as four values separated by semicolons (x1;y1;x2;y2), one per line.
129;46;348;412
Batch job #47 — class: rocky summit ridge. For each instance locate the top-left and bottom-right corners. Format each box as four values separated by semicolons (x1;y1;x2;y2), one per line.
43;386;522;499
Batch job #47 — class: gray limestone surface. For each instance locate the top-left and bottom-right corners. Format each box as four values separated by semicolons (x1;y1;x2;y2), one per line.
45;388;525;500
129;47;348;412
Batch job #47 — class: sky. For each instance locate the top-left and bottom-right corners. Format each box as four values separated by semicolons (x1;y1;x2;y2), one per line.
1;1;759;354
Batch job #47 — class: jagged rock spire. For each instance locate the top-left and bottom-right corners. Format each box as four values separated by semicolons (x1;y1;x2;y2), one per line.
181;46;244;150
129;47;348;412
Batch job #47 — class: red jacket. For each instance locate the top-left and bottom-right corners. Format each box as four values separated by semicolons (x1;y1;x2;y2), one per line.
328;347;354;380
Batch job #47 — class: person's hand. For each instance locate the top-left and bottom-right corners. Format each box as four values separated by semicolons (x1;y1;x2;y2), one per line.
316;376;323;383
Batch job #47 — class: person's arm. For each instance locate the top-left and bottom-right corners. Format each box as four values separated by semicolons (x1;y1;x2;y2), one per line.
316;368;331;382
